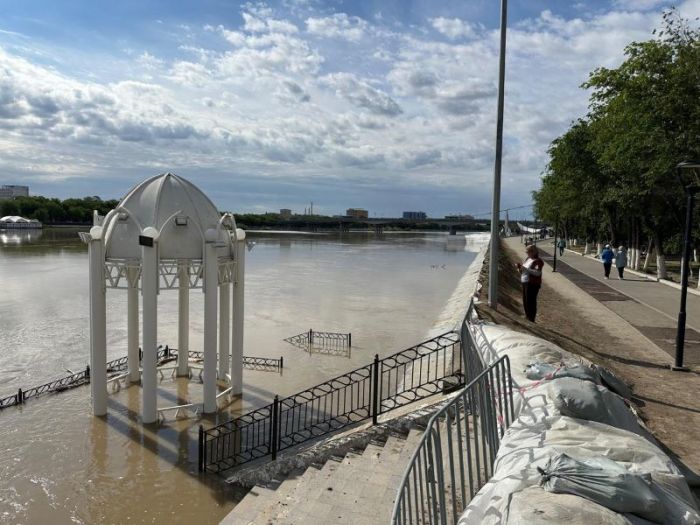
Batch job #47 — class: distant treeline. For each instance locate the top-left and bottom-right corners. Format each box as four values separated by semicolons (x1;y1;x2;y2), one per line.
232;213;490;232
0;196;119;224
0;197;488;232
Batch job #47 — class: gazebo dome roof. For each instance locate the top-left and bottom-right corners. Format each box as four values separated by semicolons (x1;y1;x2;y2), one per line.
104;173;231;260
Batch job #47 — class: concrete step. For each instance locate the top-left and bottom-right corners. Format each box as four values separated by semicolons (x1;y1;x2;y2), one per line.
220;427;429;525
278;430;425;524
249;468;307;524
221;483;278;525
269;458;343;523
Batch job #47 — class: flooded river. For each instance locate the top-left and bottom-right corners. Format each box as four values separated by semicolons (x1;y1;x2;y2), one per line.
0;228;483;524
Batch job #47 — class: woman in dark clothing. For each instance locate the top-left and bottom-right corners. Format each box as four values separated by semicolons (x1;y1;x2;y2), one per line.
517;244;544;322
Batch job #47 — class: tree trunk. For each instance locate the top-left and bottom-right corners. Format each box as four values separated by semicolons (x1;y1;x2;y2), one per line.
596;242;602;257
694;248;698;264
634;222;641;270
654;232;668;280
643;237;653;272
584;240;591;255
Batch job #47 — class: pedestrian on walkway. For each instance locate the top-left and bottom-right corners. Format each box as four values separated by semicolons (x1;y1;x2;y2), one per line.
517;244;544;322
601;244;614;279
557;238;566;256
615;245;627;279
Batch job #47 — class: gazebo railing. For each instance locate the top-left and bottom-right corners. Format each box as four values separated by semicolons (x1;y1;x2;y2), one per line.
0;346;282;410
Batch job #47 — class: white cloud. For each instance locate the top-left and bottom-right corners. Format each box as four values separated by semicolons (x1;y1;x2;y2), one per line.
306;13;368;41
319;73;402;116
0;2;681;213
430;17;476;40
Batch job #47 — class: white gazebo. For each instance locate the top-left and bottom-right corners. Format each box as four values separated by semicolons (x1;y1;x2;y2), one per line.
80;173;245;423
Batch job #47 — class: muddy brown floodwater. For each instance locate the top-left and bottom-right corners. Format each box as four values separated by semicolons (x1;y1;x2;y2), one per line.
0;229;483;524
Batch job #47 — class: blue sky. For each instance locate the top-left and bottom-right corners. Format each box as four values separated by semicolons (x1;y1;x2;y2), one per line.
0;0;696;218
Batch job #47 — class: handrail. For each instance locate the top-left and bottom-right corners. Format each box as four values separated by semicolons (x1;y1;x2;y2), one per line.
199;330;464;473
391;317;514;524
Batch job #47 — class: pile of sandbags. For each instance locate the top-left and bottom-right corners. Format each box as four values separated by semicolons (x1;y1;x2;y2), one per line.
458;323;700;525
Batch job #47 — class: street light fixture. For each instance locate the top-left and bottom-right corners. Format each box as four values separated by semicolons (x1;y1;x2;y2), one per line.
673;161;700;371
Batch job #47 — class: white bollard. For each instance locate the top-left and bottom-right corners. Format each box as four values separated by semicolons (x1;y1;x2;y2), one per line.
141;228;159;424
177;262;189;377
231;229;246;395
219;282;230;380
127;266;140;383
203;232;218;413
88;226;107;416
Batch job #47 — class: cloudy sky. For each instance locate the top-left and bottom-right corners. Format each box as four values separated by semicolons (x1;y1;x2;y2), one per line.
0;0;698;218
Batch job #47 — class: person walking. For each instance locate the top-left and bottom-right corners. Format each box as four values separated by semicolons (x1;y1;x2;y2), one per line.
517;244;544;322
615;245;628;279
601;244;614;279
557;238;566;256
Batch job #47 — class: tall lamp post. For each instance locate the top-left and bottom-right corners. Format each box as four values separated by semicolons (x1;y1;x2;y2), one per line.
673;161;700;371
487;0;509;309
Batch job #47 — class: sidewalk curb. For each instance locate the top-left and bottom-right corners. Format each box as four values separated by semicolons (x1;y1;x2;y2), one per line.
562;247;700;297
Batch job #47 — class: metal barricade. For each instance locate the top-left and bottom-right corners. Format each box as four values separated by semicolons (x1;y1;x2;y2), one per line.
391;321;514;524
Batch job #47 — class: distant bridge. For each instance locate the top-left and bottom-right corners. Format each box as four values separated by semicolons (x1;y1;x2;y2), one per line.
260;216;492;234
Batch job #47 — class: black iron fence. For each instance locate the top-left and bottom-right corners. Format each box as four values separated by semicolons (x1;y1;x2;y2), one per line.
284;329;352;351
199;331;463;474
186;351;283;373
0;366;91;409
0;346;282;411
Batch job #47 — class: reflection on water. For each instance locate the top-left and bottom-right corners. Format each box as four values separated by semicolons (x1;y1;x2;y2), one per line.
0;229;43;245
0;228;483;524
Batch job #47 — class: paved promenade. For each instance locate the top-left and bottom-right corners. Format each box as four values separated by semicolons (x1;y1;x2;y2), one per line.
536;241;700;366
501;236;700;476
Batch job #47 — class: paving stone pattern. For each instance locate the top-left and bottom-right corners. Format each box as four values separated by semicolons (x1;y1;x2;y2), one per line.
540;248;700;365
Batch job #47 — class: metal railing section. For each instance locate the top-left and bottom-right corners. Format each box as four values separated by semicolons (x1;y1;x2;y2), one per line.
284;329;352;351
391;357;515;524
199;331;462;473
378;332;462;414
0;346;282;411
201;403;275;473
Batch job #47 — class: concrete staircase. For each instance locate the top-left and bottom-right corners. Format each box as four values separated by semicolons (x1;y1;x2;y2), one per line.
222;429;425;525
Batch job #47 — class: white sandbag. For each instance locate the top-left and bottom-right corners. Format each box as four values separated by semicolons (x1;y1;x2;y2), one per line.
547;377;642;435
526;362;599;383
593;364;633;399
538;452;664;522
506;486;640;525
648;472;700;524
459;322;700;525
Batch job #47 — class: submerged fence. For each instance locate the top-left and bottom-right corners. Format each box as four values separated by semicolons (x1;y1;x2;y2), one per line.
391;301;515;524
0;346;283;410
199;331;463;473
284;329;352;352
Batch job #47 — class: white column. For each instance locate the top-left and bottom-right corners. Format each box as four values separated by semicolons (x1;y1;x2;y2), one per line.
141;228;159;424
203;232;218;413
231;229;246;395
127;266;140;383
88;226;107;416
177;262;189;377
219;282;230;380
